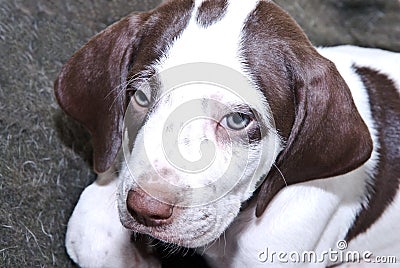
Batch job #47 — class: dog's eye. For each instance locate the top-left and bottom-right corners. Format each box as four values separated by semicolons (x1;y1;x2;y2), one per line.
223;112;252;130
133;90;149;107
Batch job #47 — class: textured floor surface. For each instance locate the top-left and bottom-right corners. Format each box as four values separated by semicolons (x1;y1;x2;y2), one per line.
1;0;399;267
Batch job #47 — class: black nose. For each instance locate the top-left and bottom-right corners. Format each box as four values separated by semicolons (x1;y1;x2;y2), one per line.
126;189;173;227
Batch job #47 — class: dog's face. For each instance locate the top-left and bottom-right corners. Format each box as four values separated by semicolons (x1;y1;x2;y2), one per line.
55;0;372;248
117;61;281;246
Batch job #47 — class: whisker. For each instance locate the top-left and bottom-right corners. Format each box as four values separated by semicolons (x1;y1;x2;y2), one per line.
202;235;218;254
105;70;153;112
273;163;288;187
223;231;226;256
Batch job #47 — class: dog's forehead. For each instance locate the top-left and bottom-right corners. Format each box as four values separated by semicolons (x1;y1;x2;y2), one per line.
159;0;261;72
147;0;266;112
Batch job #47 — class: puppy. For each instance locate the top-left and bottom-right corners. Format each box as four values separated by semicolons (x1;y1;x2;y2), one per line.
55;0;400;267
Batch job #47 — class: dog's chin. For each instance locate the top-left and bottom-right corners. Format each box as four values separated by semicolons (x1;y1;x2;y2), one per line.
119;207;240;248
123;222;217;248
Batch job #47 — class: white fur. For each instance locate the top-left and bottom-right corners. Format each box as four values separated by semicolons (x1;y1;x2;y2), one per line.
161;0;260;72
202;46;400;267
118;72;282;247
65;169;160;268
116;0;282;249
65;1;400;267
320;46;400;264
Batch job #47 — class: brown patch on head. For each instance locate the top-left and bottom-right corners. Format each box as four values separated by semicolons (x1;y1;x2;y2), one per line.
129;0;195;77
346;66;400;241
240;1;373;216
196;0;228;28
241;1;298;140
54;0;194;173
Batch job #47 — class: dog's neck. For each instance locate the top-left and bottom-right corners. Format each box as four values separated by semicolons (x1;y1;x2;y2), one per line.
201;164;368;263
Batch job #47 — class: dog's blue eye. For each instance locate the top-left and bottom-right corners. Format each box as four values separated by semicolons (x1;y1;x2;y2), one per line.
133;90;149;107
224;112;251;130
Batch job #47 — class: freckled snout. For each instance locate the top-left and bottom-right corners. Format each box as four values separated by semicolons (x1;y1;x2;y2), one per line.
127;188;173;227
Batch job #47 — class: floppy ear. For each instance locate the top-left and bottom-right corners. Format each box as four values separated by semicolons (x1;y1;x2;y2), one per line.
256;53;373;216
255;2;373;216
54;14;144;173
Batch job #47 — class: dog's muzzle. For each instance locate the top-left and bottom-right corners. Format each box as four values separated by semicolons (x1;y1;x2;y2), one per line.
126;188;174;227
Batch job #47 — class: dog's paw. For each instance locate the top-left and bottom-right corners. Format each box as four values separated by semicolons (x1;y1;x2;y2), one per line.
66;179;160;268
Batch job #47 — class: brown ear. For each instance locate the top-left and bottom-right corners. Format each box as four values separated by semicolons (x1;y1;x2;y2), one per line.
256;54;373;216
54;14;144;173
253;2;373;216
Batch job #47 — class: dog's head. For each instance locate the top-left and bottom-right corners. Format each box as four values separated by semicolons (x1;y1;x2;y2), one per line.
55;0;372;247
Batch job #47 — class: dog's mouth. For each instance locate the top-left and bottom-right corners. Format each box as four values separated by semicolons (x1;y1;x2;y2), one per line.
122;215;217;248
118;190;233;248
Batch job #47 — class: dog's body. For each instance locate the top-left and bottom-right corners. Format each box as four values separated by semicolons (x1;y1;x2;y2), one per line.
55;0;400;267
